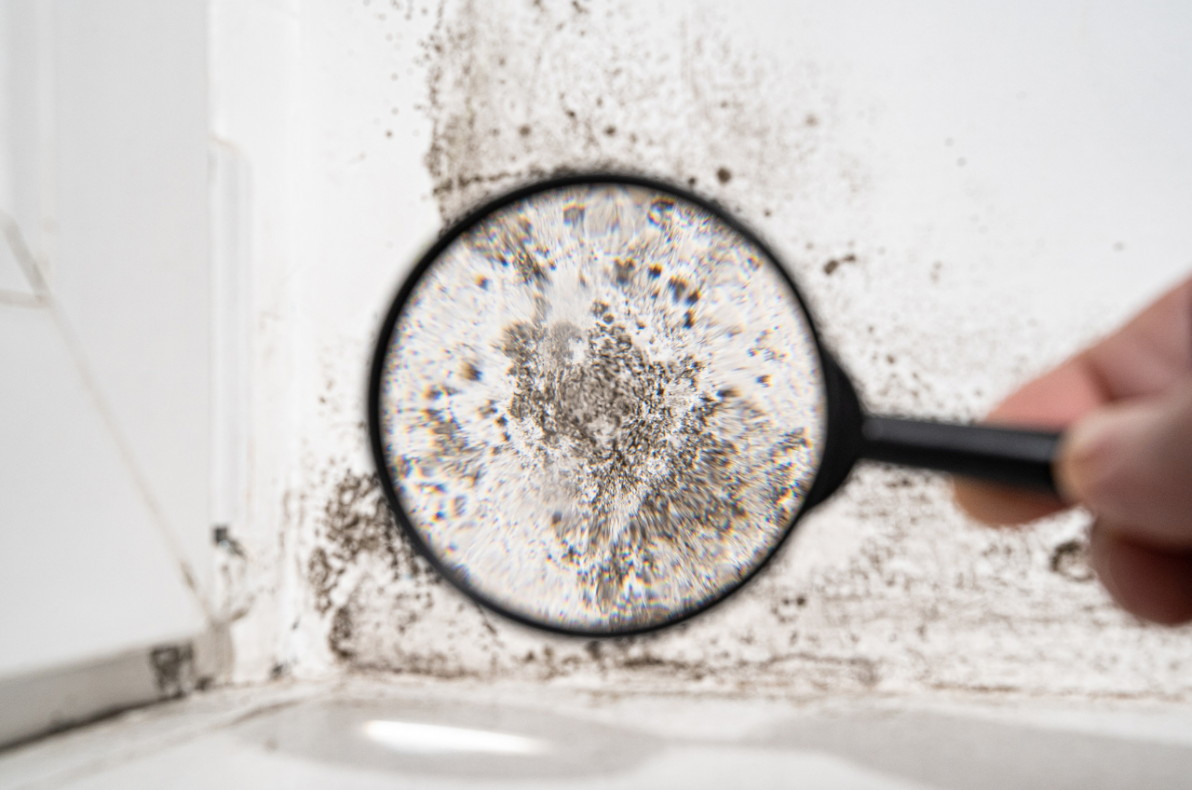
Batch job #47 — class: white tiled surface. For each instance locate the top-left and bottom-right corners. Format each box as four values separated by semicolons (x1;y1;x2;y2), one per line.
7;681;1192;790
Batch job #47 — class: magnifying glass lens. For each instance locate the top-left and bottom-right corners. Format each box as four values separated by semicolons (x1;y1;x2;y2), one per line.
377;183;827;633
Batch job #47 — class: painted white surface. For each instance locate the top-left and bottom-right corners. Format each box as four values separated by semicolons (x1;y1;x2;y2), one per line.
0;0;211;679
50;0;214;602
3;0;1192;707
0;309;204;678
207;0;304;681
7;680;1192;789
210;0;1192;695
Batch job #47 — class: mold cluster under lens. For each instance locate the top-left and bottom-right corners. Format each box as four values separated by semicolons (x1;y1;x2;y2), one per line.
379;184;825;632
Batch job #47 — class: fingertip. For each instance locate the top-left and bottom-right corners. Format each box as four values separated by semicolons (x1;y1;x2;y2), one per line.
952;479;1066;526
1057;386;1192;545
952;370;1090;526
1053;406;1128;509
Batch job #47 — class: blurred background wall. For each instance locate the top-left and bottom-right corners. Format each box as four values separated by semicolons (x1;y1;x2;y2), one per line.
0;0;215;743
4;0;1192;742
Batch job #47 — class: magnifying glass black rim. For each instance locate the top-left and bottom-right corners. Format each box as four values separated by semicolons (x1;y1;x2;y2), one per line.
367;171;836;638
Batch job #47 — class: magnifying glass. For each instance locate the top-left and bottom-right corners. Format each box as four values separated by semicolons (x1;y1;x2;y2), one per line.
369;174;1059;637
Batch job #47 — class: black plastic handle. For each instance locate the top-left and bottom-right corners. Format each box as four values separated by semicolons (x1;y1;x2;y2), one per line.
859;416;1061;493
800;353;1064;510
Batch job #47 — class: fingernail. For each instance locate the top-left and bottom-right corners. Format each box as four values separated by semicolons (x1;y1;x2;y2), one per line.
1057;405;1150;509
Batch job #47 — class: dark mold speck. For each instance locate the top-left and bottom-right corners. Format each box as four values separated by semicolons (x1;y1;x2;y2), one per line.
822;253;856;276
1051;539;1094;582
150;644;195;698
614;258;635;285
667;276;688;302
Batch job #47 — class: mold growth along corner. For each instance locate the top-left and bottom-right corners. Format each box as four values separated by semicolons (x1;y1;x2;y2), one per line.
277;0;1192;700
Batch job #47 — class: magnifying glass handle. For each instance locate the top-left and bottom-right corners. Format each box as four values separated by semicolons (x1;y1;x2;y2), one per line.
859;416;1062;493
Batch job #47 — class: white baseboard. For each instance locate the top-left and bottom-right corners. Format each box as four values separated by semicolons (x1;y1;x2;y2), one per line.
0;627;230;750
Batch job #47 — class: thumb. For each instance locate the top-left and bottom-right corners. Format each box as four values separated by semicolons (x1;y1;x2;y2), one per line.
1057;377;1192;548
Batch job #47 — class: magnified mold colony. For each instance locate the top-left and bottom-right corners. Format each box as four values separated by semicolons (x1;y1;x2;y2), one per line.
381;186;825;630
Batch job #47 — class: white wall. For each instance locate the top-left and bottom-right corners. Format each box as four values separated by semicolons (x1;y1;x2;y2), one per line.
0;0;211;680
7;0;1191;702
208;0;1192;697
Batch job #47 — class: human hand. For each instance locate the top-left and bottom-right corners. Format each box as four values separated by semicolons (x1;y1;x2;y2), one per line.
954;276;1192;624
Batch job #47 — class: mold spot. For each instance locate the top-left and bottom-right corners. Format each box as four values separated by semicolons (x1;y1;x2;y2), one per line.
150;643;195;698
1051;539;1095;582
667;276;688;302
329;606;355;660
614;258;635;285
822;253;856;275
306;470;438;619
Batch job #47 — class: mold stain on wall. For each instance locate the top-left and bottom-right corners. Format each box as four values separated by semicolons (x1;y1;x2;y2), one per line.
292;0;1192;699
421;0;838;226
